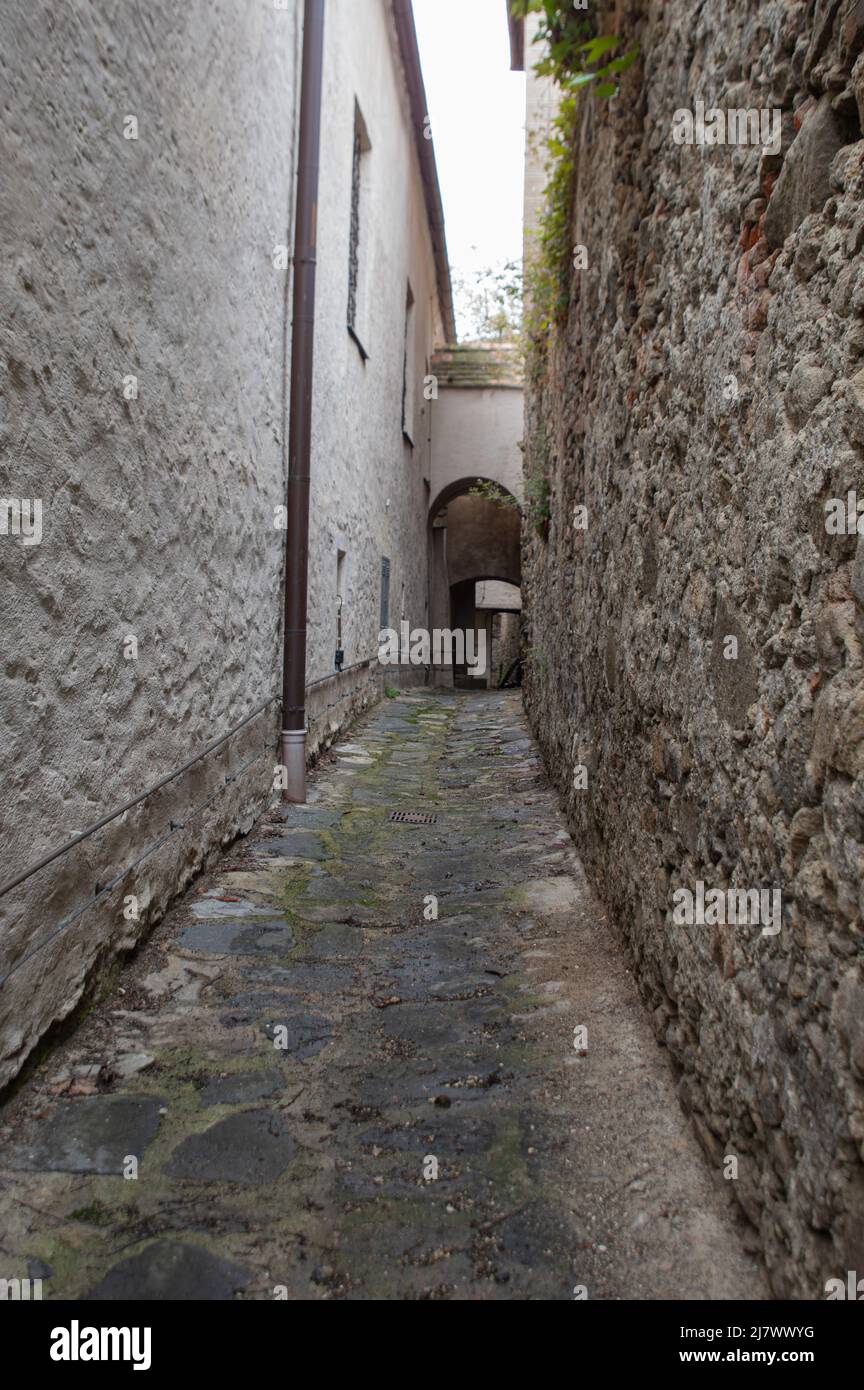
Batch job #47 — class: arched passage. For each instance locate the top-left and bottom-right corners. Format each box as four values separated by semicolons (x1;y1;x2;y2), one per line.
427;476;522;687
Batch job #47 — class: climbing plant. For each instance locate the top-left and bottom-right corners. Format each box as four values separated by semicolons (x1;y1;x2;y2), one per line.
510;2;637;94
470;440;551;539
468;479;521;513
511;2;639;339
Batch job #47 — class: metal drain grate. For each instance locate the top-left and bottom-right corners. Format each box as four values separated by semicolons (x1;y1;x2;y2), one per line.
389;810;438;825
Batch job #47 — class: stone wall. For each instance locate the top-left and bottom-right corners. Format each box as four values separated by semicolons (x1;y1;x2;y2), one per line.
491;611;522;685
522;0;864;1296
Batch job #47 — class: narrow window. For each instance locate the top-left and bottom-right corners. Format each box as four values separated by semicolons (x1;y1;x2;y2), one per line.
401;282;416;443
347;103;371;359
380;557;391;631
335;548;346;670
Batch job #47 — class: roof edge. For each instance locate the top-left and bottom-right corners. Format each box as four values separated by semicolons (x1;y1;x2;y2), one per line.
507;3;525;71
392;0;457;344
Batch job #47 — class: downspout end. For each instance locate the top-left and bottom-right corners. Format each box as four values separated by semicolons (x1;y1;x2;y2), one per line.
280;729;308;803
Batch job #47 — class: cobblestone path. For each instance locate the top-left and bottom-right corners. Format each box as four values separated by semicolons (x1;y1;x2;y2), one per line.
0;691;766;1300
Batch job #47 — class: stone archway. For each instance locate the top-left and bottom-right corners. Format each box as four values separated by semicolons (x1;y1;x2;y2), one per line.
427;477;522;687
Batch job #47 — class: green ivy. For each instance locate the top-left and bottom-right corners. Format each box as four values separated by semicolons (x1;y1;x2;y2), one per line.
469;467;551;539
510;2;638;94
512;2;638;341
468;480;522;512
525;91;579;338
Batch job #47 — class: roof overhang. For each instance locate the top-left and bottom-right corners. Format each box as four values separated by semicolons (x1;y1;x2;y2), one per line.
392;0;457;344
507;4;525;71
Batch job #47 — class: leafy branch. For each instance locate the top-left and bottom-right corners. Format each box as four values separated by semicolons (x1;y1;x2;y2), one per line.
469;473;551;539
509;3;638;99
513;3;639;341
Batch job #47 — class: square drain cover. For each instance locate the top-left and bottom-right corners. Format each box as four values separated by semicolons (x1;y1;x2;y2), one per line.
389;810;438;825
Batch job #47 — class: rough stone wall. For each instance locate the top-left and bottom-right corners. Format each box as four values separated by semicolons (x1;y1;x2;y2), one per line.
491;611;522;684
522;0;864;1296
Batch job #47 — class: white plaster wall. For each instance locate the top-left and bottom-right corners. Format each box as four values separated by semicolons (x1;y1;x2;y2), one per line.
430;386;524;510
0;0;301;1088
306;0;444;690
0;0;446;1088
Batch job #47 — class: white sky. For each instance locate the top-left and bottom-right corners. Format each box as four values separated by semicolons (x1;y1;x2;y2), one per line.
412;0;526;339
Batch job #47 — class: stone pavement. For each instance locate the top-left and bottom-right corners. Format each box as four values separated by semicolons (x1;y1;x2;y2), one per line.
0;691;767;1299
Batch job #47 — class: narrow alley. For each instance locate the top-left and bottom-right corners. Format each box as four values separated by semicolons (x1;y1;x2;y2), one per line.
0;693;764;1300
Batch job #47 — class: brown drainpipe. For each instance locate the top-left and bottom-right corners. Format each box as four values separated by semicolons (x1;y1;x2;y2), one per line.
281;0;326;803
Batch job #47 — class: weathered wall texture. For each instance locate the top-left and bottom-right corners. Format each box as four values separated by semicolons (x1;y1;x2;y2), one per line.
491;610;522;684
426;348;524;684
0;0;300;1091
430;377;525;514
0;0;447;1089
307;0;446;701
444;494;522;588
522;0;864;1296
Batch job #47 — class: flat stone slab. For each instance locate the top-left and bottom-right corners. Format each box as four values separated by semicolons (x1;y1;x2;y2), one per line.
379;1001;490;1048
350;787;391;805
190;898;277;921
87;1241;253;1301
4;1096;164;1175
164;1109;295;1183
199;1069;285;1107
262;1012;332;1060
271;806;341;829
290;902;369;924
357;1053;505;1106
304;877;363;903
178;921;294;956
245;962;358;994
224;996;307;1032
250;833;327;859
355;1116;498;1157
224;989;301;1016
299;923;363;958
